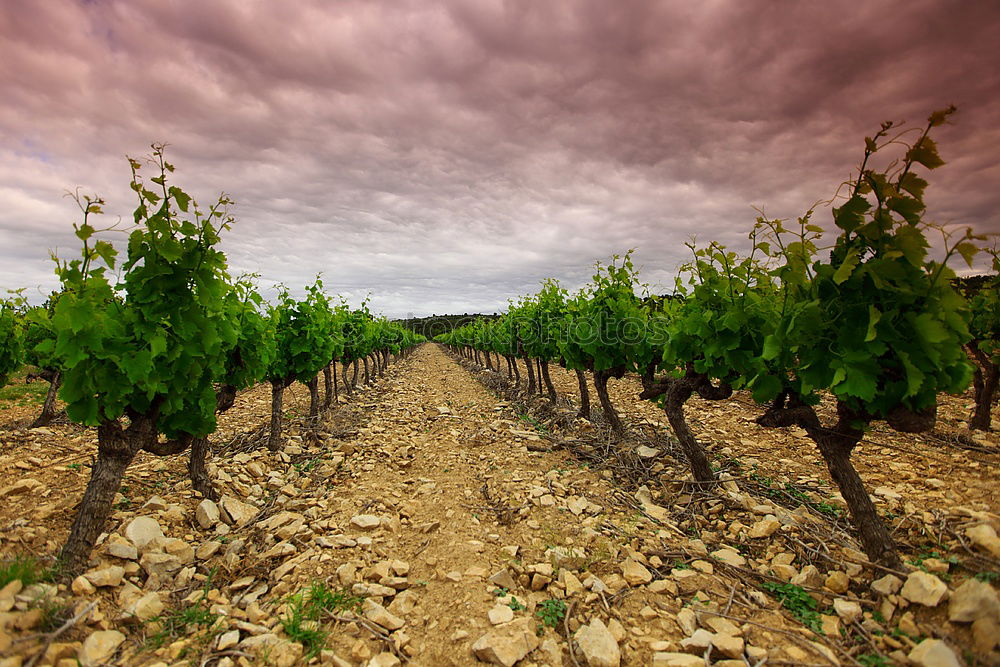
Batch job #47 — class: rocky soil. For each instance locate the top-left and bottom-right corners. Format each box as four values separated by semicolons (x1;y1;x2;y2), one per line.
0;344;997;666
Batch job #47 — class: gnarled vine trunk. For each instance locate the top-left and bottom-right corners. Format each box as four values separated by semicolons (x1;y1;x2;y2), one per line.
593;367;625;436
307;375;320;418
967;344;998;431
323;363;335;410
522;354;536;394
351;360;360;388
61;413;193;574
757;399;903;568
540;361;557;402
342;361;353;396
30;369;62;428
575;368;591;420
189;437;217;501
268;379;286;451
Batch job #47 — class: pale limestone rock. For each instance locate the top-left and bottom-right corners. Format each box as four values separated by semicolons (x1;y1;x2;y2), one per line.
106;538;138;561
471;617;539;667
713;633;745;659
652;653;704;667
220;496;258;527
966;524;1000;558
140;552;182;579
489;569;517;591
488;605;514;625
907;638;961;667
351;514;381;530
78;630;125;667
124;516;164;551
833;598;862;624
710;548;746;568
0;478;42;497
824;571;850;594
900;571;948;607
196;499;221;529
621;559;652;586
948;578;1000;623
363;599;404;630
871;573;902;596
675;607;697;636
127;592;164;622
972;616;999;653
680;629;714;652
748;519;780;538
574;618;620;667
562;571;584;597
83;565;124;588
217;629;240;651
71;575;96;596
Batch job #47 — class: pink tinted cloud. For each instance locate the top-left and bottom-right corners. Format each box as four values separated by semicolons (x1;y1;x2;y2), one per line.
1;0;998;315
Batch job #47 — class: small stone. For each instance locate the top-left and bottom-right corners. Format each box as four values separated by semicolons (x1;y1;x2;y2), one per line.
710;548;746;568
363;599;404;630
124;516;164;551
351;515;381;530
0;478;42;497
833;598;862;624
106;539;138;561
680;629;714;652
562;571;584;597
269;639;305;667
489;605;515;625
196;499;221;529
621;559;652;586
574;618;620;667
907;638;961;667
471;617;539;666
748;519;780;538
218;629;240;651
140;552;182;579
824;571;850;594
220;496;258;527
900;571;947;607
368;653;402;667
72;575;96;596
78;630;125;667
489;569;517;591
128;592;164;622
972;616;999;653
948;578;1000;623
84;566;124;588
713;633;744;659
196;541;222;560
871;573;902;596
675;607;697;636
966;524;1000;558
652;653;704;667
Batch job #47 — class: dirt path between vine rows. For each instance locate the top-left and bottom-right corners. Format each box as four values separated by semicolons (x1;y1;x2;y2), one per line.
1;344;998;666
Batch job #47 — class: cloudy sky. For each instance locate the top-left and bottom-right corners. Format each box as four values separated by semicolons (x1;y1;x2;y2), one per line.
2;0;998;318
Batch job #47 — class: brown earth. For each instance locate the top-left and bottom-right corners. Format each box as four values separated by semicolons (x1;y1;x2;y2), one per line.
0;344;997;666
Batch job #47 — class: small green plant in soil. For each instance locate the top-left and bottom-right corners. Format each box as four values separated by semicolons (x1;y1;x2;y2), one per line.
0;554;54;588
975;571;999;583
857;654;892;667
507;596;527;612
535;598;567;629
761;581;823;634
146;570;221;651
281;582;365;658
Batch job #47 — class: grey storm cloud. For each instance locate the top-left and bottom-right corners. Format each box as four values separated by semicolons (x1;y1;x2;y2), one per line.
1;0;998;317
